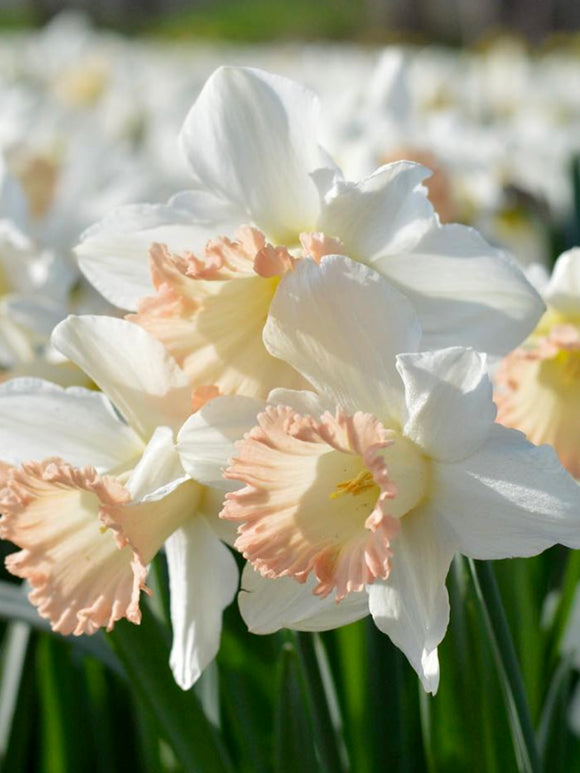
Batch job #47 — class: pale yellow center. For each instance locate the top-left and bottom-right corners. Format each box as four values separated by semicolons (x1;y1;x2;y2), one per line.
328;432;429;521
531;308;580;384
11;154;59;219
0;260;8;296
53;61;109;107
535;308;580;336
553;349;580;383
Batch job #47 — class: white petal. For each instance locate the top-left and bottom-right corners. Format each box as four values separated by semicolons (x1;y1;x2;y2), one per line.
267;388;334;415
397;348;496;462
434;424;580;558
0;378;143;470
76;201;226;311
374;223;545;355
239;563;369;634
52;316;191;440
177;396;264;490
368;504;456;694
166;516;238;690
179;66;331;242
264;255;420;419
126;426;187;503
544;248;580;315
318;162;435;262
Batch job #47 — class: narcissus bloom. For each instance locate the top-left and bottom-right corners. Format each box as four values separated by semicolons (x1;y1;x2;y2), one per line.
0;315;241;689
178;256;580;693
496;248;580;478
77;66;543;401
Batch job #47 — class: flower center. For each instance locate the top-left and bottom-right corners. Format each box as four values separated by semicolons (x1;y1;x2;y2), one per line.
223;405;430;600
331;469;376;500
10;153;60;220
495;308;580;478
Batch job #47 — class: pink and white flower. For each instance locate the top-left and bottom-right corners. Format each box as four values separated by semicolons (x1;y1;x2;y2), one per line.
0;315;243;689
76;66;543;402
178;255;580;693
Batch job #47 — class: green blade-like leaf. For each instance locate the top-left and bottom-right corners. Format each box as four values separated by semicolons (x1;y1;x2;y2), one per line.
0;621;30;759
0;581;122;675
468;559;541;773
36;636;91;773
537;656;575;772
274;642;318;773
1;632;38;771
107;602;234;773
294;632;349;773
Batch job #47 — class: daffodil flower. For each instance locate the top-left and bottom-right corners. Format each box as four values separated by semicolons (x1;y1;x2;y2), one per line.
0;315;244;688
77;66;543;402
178;255;580;693
496;247;580;478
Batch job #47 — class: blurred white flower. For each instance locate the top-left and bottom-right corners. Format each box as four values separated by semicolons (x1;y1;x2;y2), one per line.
496;248;580;478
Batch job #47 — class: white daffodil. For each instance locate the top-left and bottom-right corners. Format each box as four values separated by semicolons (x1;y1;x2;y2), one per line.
0;158;72;375
0;315;242;689
178;255;580;694
76;66;543;402
496;248;580;479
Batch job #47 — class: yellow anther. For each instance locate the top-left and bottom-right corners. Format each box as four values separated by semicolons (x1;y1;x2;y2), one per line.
330;470;375;500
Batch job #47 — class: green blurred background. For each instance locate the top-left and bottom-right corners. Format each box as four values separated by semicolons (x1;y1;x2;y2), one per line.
0;0;579;45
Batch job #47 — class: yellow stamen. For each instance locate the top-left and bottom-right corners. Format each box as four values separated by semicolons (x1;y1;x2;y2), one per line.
554;350;580;383
330;470;376;500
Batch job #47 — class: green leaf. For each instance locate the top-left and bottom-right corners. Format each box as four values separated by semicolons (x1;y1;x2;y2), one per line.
0;581;122;675
332;621;370;772
1;632;38;771
0;622;30;759
107;602;234;773
36;636;90;773
547;550;580;672
537;655;575;772
468;559;541;773
365;619;425;773
293;632;349;773
274;642;318;773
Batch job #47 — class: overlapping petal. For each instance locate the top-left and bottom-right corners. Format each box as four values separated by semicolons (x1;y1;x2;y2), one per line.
52;315;192;439
177;395;264;490
318;162;435;262
0;378;143;470
76;199;234;311
264;255;420;420
373;224;544;355
397;347;496;462
179;66;333;243
239;564;369;634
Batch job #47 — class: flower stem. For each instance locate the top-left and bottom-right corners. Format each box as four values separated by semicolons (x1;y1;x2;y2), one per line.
468;559;542;773
293;632;348;773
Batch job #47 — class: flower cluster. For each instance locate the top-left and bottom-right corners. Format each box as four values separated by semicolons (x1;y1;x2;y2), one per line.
1;64;580;697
